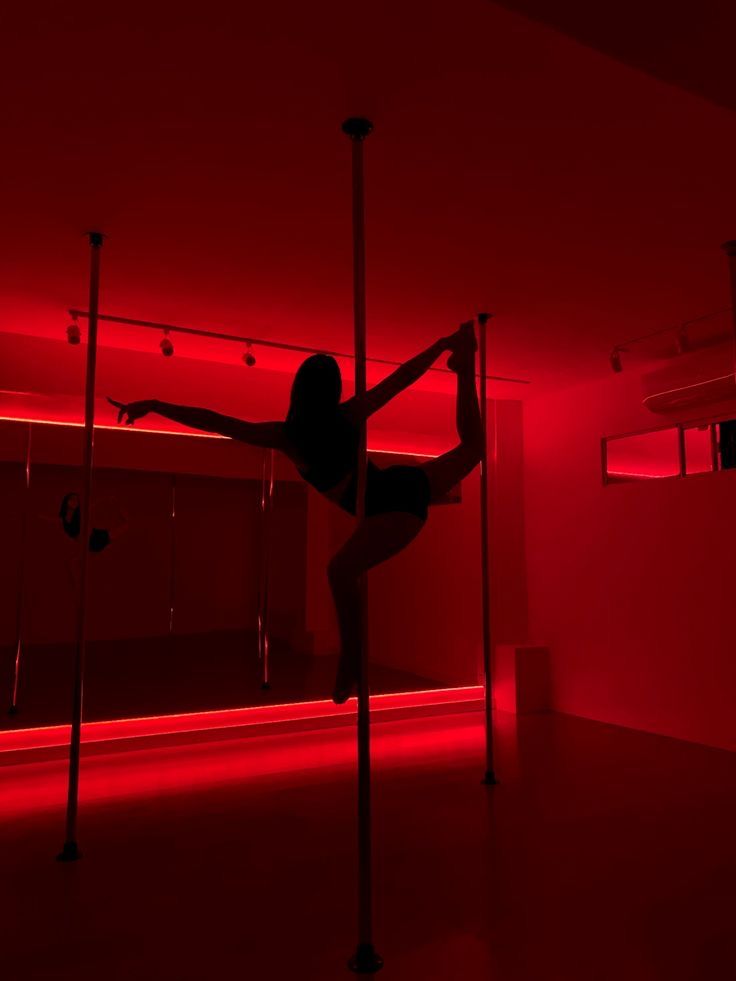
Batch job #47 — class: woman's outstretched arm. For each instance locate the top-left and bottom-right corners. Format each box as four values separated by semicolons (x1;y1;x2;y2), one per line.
345;325;470;421
108;398;286;448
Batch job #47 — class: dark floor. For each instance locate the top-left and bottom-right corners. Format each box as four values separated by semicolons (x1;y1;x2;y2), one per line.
2;709;735;980
1;631;440;729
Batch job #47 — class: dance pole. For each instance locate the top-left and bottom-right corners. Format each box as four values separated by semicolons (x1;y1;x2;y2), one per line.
58;231;104;862
477;312;497;785
342;116;382;975
8;422;32;715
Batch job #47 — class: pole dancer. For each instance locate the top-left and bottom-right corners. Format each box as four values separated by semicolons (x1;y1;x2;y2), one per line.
8;422;32;716
477;312;497;785
57;231;104;863
111;342;482;708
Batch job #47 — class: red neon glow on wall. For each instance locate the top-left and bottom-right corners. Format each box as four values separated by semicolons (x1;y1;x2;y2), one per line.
0;413;440;460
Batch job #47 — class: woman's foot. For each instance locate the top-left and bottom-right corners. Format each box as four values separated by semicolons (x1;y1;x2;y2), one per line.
447;322;477;373
332;651;358;704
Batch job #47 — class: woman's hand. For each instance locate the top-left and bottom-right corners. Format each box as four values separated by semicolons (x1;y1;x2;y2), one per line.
107;397;157;426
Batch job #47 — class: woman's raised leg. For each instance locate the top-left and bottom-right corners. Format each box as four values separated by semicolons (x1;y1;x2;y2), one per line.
421;324;483;501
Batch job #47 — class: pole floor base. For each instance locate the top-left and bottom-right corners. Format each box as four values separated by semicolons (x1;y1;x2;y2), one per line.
348;943;383;974
482;769;498;786
260;682;272;691
7;705;18;716
56;841;81;862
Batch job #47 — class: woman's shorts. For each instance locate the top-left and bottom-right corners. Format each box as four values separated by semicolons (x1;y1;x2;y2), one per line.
341;464;431;521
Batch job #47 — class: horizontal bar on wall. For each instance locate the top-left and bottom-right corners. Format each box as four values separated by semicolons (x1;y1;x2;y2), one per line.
68;309;530;386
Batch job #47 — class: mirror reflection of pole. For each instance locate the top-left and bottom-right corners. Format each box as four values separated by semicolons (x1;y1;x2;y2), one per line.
169;476;177;636
342;115;383;976
477;312;498;786
8;422;32;716
57;231;104;863
258;448;275;691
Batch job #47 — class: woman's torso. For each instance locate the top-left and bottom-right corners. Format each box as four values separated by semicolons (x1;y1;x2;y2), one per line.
285;407;367;511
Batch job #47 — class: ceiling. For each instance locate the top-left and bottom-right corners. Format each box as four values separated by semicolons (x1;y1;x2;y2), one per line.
1;0;735;413
496;0;736;113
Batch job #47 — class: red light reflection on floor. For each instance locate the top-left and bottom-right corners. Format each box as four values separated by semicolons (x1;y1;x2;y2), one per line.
0;707;485;821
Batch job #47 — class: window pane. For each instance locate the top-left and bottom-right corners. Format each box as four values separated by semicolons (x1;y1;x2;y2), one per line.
605;428;680;482
684;425;714;475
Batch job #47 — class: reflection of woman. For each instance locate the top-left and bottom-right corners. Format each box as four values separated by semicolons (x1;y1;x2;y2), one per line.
41;495;128;593
56;493;128;553
110;322;482;703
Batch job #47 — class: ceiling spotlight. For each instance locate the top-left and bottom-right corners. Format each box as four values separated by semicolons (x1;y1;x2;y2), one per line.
160;330;174;358
243;342;256;367
609;347;623;373
67;315;81;345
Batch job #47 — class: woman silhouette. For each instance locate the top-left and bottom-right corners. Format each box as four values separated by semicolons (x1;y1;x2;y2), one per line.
109;321;482;702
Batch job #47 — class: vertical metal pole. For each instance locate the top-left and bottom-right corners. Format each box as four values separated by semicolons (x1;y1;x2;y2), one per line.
258;448;274;690
57;231;104;863
169;476;177;635
8;422;32;715
477;312;498;785
342;116;382;976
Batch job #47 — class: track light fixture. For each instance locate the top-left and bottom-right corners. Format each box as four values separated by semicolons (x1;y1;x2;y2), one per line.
160;330;174;358
243;341;256;367
67;314;81;345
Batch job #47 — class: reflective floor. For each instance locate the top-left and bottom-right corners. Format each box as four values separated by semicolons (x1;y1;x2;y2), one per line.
2;709;735;979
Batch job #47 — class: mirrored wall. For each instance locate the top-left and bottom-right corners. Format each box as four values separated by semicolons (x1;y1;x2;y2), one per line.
0;416;495;729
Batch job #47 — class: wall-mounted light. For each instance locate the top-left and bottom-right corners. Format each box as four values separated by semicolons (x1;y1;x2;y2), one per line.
243;341;256;367
160;330;174;358
67;315;81;346
609;347;624;373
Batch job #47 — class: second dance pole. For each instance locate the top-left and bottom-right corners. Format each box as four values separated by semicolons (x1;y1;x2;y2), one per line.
341;116;383;975
58;231;104;862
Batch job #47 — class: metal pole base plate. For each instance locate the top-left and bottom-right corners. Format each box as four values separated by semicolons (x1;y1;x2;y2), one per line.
7;705;18;717
348;943;383;974
56;841;82;862
260;682;272;691
482;770;498;786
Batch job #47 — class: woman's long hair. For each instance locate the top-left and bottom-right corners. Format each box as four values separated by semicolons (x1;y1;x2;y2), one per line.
286;355;342;431
284;354;353;467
